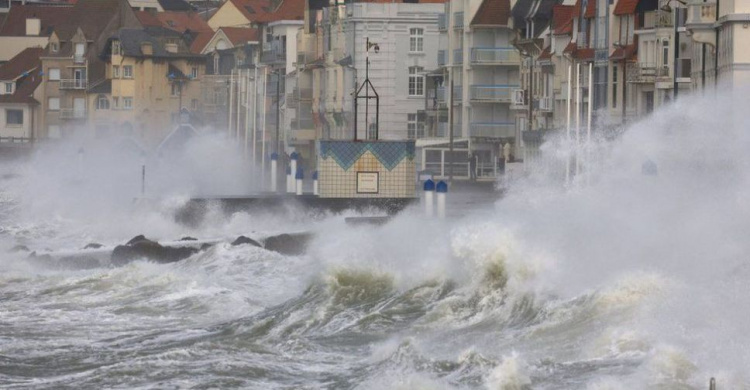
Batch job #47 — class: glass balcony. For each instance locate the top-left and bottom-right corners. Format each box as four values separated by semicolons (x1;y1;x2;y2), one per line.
470;122;515;138
470;48;519;65
469;85;517;103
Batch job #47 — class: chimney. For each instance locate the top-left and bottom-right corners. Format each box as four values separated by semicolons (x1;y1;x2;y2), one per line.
141;42;153;56
26;18;40;36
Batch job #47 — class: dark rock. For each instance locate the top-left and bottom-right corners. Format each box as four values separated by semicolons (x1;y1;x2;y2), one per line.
111;238;198;266
10;245;29;253
200;243;214;251
263;233;313;256
179;236;198;241
27;251;54;267
83;243;104;249
126;235;148;245
231;235;262;247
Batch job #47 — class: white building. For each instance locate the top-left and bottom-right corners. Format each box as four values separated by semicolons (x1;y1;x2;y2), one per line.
431;0;521;179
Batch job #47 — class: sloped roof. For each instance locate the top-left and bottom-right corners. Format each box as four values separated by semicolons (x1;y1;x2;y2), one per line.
136;11;212;33
564;41;594;60
221;26;259;45
471;0;511;26
88;78;112;94
552;5;575;34
0;4;74;37
229;0;273;23
0;47;43;105
109;27;204;59
158;0;192;11
614;0;639;15
610;43;637;60
538;45;552;60
189;30;214;53
54;0;124;40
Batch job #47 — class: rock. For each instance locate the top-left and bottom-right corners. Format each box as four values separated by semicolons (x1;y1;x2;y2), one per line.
263;233;313;256
27;251;54;267
200;243;214;251
83;243;103;249
10;244;29;253
58;256;101;270
111;238;199;266
179;236;198;241
231;235;261;247
126;235;149;245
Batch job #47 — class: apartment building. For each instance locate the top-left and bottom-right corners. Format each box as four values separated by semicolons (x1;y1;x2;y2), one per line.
87;27;206;146
39;0;141;139
0;3;73;63
432;0;520;179
0;47;43;139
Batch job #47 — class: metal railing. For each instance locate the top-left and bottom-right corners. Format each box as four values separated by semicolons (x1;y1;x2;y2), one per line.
470;122;515;138
453;49;463;65
470;48;519;64
687;1;716;25
641;9;673;29
59;79;88;90
633;62;670;81
470;85;516;102
291;118;314;130
453;12;463;29
438;13;447;31
538;96;553;111
59;108;86;119
73;54;85;64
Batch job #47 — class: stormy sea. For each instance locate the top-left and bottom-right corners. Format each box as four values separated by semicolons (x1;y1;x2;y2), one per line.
1;91;749;389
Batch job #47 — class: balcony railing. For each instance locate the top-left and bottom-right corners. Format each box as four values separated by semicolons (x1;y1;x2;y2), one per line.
59;108;86;119
470;48;519;64
453;12;463;29
438;50;446;66
641;9;673;29
538;96;552;111
59;79;88;90
686;1;716;26
453;49;463;65
438;13;447;31
470;122;515;138
631;63;669;82
470;85;516;103
73;54;85;64
436;86;463;102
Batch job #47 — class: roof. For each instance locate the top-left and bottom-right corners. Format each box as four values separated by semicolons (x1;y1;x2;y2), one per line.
221;26;259;45
584;0;595;18
54;0;125;41
471;0;511;26
0;4;74;37
552;5;575;35
88;78;112;94
538;45;552;60
252;0;305;23
109;27;204;59
229;0;273;23
563;41;594;60
614;0;639;15
189;30;214;53
0;47;43;105
157;0;192;11
136;11;212;33
609;43;637;60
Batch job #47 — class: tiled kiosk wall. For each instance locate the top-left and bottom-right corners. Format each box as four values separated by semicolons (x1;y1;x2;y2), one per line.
317;140;417;198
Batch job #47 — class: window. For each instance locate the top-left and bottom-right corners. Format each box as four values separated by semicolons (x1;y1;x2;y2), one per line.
49;68;60;81
662;40;669;67
50;42;58;52
112;40;121;55
191;67;198;79
113;65;120;78
6;109;23;126
112;97;119;109
408;66;424;96
612;64;618;108
409;28;424;52
4;82;12;94
367;123;377;140
213;54;219;75
123;97;133;110
96;95;110;110
48;97;60;111
171;83;181;97
407;113;424;139
191;98;198;110
123;65;133;78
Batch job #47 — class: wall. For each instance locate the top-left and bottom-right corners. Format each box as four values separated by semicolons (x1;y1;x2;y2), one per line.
208;2;250;30
0;104;33;138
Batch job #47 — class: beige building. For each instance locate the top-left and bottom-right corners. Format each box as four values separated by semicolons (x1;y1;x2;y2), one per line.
0;3;73;63
0;47;43;140
88;28;207;147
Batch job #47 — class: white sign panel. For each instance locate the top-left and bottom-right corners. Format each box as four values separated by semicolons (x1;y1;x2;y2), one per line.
357;172;379;194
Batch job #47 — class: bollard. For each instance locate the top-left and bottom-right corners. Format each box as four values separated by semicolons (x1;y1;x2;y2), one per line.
289;152;298;194
270;152;278;192
423;179;435;217
436;180;447;219
312;171;319;196
141;164;146;197
285;165;292;193
295;167;304;196
709;377;716;390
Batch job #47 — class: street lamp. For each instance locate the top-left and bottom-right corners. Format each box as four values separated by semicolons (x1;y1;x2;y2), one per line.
354;37;380;141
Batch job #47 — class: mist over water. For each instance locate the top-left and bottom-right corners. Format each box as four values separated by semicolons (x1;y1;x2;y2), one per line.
1;90;749;389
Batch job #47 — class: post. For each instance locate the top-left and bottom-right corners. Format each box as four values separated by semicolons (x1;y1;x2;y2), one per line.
275;71;281;156
141;164;145;197
448;71;454;184
245;69;251;157
228;69;234;134
237;69;242;140
313;170;319;196
423;179;435;217
673;6;679;99
261;67;267;185
295;167;303;196
436;180;447;219
289;151;298;194
270;152;278;192
285;165;292;193
709;377;716;390
252;66;258;169
575;63;581;176
622;59;627;124
566;65;572;185
587;62;593;185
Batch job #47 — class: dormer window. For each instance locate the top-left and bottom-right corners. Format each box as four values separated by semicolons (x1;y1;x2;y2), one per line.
50;42;58;53
4;82;13;94
112;40;121;55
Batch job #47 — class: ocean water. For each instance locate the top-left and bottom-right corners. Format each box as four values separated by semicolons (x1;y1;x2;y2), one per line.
1;91;749;389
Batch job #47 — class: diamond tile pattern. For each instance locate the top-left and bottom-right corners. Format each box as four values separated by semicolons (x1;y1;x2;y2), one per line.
320;141;416;171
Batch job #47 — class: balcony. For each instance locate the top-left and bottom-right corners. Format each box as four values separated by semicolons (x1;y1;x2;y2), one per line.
262;42;286;64
470;85;516;103
438;13;447;31
470;122;515;139
686;1;716;27
630;63;669;83
59;79;88;90
74;54;85;64
470;48;519;65
641;9;673;29
59;108;86;119
291;117;314;130
453;49;463;65
437;86;462;102
453;12;463;29
438;50;446;66
538;96;553;111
